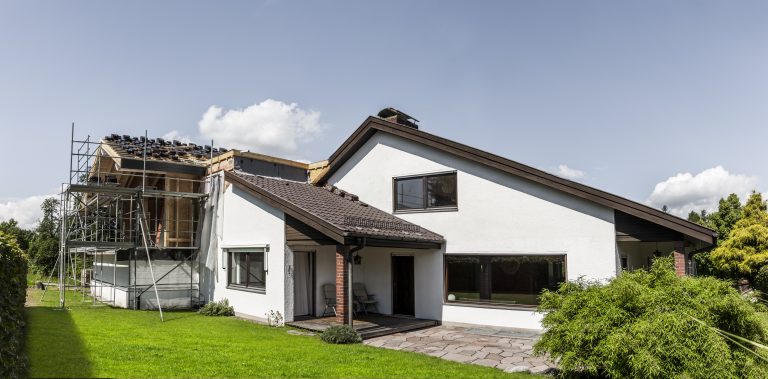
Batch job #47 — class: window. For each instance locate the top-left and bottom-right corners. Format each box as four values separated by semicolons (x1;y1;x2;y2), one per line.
227;248;267;292
394;172;457;211
445;255;566;306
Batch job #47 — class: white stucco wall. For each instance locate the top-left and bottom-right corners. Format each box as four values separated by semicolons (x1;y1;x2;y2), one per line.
327;131;617;329
213;183;287;322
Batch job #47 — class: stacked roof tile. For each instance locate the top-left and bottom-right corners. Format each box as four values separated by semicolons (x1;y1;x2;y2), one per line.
230;171;444;243
103;134;228;165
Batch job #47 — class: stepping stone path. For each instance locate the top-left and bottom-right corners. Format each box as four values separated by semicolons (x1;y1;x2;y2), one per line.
364;323;557;375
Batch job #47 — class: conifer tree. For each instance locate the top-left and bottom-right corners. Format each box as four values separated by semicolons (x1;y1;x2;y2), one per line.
709;192;768;279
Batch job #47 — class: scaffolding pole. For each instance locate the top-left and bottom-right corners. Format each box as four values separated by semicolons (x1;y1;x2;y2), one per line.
137;203;164;321
58;124;204;318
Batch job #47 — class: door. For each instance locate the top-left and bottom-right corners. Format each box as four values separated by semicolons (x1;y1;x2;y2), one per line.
293;251;314;317
392;255;415;316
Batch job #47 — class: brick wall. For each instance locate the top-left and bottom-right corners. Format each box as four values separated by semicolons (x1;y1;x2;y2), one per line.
673;250;686;276
335;245;349;324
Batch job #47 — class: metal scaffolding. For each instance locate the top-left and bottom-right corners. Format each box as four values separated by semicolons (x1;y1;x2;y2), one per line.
48;124;209;320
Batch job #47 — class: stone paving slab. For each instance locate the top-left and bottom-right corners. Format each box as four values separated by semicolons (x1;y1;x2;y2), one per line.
364;323;557;375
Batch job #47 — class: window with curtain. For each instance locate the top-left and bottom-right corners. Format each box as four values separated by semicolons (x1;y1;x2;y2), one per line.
227;248;267;292
445;255;566;306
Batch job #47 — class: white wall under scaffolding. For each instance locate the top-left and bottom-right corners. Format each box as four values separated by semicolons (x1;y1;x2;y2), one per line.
44;124;212;321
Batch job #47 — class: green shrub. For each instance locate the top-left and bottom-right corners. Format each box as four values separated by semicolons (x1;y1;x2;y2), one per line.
754;265;768;296
0;232;28;379
198;299;234;316
534;257;768;379
320;325;361;344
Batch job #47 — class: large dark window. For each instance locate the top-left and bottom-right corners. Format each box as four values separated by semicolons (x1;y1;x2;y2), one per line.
394;172;457;211
445;255;566;306
227;249;266;292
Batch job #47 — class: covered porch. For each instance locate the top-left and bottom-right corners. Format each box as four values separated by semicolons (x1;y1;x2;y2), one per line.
224;170;445;335
615;210;715;275
287;233;444;333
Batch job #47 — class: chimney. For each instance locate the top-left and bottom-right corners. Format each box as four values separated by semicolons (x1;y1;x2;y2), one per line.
377;108;419;129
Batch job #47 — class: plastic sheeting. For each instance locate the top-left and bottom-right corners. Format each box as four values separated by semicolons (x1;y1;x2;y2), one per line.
199;175;222;283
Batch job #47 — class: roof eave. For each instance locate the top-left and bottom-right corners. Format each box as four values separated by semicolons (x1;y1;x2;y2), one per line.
224;171;347;244
224;171;444;248
316;116;716;245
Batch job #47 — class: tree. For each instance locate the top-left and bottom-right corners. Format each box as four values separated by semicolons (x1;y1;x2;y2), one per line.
687;194;742;242
0;219;33;252
688;194;743;278
708;192;768;279
27;198;59;275
687;209;709;225
709;193;744;242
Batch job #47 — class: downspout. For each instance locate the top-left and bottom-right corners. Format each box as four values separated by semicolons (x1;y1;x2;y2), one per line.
347;237;366;327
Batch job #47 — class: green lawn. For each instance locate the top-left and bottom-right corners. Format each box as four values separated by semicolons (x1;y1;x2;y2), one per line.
26;289;539;378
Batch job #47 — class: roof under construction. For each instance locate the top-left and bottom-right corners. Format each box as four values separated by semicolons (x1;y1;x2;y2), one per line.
101;134;226;165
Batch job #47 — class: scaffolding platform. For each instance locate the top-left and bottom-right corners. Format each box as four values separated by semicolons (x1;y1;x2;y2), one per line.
48;126;216;321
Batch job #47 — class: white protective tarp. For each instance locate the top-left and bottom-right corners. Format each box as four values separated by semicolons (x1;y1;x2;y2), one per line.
199;174;222;285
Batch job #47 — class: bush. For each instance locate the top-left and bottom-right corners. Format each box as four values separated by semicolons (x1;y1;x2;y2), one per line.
534;257;768;379
320;325;362;344
0;232;28;378
754;265;768;296
198;299;234;316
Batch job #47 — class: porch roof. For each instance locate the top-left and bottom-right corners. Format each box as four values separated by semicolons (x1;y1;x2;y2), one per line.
224;170;444;248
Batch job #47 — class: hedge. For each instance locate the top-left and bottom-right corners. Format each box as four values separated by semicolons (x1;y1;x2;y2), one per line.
0;232;28;378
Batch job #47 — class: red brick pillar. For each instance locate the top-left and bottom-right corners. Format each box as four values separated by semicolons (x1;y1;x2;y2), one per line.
335;245;350;324
673;241;686;276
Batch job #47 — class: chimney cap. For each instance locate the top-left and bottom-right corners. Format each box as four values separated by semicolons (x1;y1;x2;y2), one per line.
377;107;419;129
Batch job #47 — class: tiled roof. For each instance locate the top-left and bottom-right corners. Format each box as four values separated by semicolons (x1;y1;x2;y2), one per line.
102;134;227;165
228;170;444;244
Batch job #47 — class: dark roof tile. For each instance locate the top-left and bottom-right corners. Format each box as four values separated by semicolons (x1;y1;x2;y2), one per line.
230;171;443;244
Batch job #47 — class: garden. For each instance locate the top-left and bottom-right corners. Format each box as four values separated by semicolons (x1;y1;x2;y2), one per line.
24;289;534;378
6;193;768;378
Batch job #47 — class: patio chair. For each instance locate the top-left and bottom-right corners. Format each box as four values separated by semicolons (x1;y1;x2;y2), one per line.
353;283;379;315
321;284;337;317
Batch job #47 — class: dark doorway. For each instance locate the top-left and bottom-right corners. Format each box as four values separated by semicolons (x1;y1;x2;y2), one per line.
392;255;415;316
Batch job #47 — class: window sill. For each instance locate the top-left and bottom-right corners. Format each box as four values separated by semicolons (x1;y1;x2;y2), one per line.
444;300;538;312
226;285;266;294
394;207;458;214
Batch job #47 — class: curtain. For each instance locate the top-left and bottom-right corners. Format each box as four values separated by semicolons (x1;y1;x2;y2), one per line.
294;252;311;316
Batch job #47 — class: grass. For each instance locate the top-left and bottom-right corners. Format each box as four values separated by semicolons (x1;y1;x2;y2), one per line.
26;289;539;378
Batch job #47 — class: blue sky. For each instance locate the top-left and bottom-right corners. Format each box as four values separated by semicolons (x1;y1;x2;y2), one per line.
1;1;767;227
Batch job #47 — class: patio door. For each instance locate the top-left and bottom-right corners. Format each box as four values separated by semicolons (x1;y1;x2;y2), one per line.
392;255;415;316
294;251;314;317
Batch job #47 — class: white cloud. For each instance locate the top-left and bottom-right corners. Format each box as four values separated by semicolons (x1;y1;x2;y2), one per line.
0;194;58;229
646;166;758;216
161;130;193;144
551;164;585;180
197;99;322;156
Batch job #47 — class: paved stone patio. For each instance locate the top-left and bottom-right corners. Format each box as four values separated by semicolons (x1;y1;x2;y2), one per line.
364;323;557;374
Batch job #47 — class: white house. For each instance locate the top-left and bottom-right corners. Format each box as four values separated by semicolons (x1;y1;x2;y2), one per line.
86;108;715;334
